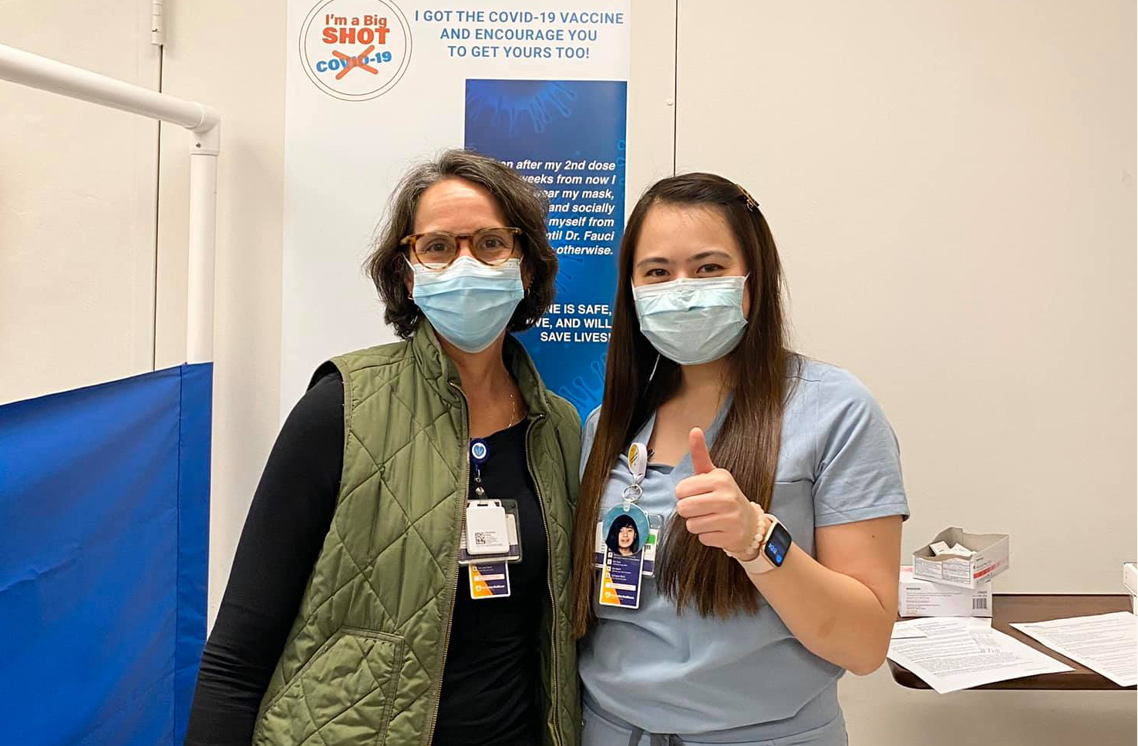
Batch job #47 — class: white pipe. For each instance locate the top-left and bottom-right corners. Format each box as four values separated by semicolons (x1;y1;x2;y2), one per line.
151;0;166;47
187;131;219;364
0;43;220;364
0;44;217;132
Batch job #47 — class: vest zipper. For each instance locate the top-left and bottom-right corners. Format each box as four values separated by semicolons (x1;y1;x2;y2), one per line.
425;382;469;746
524;413;563;746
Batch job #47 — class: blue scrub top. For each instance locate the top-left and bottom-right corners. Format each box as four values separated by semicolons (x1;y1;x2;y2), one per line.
578;359;910;740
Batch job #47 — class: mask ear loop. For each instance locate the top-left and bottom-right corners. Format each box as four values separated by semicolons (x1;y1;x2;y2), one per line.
635;280;662;384
403;256;417;300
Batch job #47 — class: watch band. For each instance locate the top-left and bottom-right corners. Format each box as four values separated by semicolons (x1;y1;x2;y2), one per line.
733;503;764;556
723;503;764;558
735;512;782;575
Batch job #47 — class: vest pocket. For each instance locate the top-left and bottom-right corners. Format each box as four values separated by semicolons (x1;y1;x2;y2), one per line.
255;627;405;746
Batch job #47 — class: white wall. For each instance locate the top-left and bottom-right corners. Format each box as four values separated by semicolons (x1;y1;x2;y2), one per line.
153;0;288;625
0;0;160;404
677;0;1136;590
674;1;1135;742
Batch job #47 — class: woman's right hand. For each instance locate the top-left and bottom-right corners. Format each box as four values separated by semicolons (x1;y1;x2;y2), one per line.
674;428;763;558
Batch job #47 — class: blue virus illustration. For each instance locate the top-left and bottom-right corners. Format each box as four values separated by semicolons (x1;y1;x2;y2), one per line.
465;81;578;136
558;352;608;417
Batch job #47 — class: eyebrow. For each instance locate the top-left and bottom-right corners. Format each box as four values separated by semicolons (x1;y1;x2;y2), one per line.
635;250;733;270
635;256;670;270
687;250;733;263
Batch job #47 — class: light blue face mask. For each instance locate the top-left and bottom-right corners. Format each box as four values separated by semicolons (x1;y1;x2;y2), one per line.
632;275;749;366
409;257;525;353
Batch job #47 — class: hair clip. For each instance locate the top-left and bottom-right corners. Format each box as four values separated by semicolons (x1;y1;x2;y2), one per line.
736;184;760;212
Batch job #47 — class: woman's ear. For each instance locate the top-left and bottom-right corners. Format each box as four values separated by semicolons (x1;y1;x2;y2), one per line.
403;254;415;300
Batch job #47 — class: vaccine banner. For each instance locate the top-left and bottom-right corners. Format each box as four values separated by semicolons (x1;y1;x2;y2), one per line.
465;78;625;416
282;0;631;419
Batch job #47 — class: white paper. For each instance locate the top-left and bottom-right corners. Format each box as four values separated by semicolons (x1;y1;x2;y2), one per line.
931;541;974;558
1011;612;1137;687
891;621;929;639
888;617;1071;693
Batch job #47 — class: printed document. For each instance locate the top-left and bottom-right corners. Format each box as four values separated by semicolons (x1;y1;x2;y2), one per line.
1012;612;1137;687
888;617;1071;693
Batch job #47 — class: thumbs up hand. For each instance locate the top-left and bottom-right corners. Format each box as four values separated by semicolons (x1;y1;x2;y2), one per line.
675;428;766;558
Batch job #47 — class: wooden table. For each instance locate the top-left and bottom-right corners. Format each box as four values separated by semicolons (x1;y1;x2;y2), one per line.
888;594;1136;691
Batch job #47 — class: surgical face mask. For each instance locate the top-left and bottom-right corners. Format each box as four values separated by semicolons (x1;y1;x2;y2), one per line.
409;256;524;353
632;275;748;366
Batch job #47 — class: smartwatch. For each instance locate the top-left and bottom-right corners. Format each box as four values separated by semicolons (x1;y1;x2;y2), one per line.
736;515;793;574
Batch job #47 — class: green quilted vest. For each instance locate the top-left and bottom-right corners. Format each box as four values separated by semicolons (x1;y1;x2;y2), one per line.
253;325;582;746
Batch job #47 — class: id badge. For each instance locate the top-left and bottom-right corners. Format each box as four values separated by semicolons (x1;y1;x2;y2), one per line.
459;499;522;565
596;442;653;609
599;546;644;609
469;561;511;599
597;502;650;609
465;500;510;556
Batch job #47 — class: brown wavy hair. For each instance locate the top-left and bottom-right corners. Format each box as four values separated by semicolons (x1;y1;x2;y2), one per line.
570;173;797;637
364;149;558;338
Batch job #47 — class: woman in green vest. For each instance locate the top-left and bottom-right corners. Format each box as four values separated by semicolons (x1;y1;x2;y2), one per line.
186;149;582;746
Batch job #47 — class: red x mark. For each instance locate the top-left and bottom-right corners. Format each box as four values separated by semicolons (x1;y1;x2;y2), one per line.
332;45;378;80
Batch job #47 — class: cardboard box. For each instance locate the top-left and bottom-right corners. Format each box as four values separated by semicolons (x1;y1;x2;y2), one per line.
899;566;993;618
1124;562;1136;614
912;527;1009;589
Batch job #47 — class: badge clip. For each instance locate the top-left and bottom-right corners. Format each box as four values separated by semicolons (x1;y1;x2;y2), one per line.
470;439;490;499
627;442;648;485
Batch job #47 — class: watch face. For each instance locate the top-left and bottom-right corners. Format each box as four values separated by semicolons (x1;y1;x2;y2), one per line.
763;522;792;567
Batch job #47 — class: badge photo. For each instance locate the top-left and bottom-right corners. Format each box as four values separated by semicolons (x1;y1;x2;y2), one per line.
595;513;661;575
601;503;650;560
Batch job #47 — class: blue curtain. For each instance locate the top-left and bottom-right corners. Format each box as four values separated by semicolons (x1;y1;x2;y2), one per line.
0;364;211;745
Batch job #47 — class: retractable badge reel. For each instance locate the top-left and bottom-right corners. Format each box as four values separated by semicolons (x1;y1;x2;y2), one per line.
462;438;516;600
597;442;657;610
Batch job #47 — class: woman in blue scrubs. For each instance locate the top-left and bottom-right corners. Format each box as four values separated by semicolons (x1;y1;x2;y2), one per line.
572;173;909;745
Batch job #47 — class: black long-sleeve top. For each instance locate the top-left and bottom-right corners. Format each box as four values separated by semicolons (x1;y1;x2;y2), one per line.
184;371;547;745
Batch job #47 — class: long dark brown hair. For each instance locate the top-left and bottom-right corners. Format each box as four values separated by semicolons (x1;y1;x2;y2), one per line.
570;173;796;637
